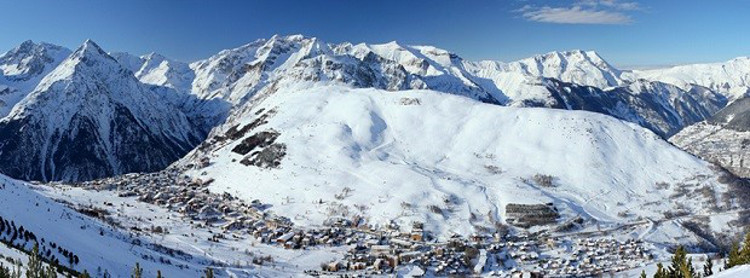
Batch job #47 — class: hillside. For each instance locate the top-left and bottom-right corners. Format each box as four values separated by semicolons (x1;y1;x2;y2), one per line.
178;85;745;245
671;97;750;177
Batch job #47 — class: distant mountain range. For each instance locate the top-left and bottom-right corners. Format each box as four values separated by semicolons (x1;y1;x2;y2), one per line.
0;34;747;182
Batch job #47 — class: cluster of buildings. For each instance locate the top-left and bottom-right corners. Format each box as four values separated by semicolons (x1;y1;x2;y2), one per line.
307;231;653;277
68;166;653;277
544;238;651;277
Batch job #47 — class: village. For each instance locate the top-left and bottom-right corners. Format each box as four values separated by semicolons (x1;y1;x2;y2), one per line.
58;163;654;277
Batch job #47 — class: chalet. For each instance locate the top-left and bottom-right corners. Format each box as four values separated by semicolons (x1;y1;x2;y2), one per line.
410;229;423;241
390;238;412;248
275;231;295;244
399;251;421;262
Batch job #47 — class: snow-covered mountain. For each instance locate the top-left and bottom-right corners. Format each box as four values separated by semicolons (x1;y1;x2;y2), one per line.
671;97;750;177
0;40;204;182
112;52;195;93
0;34;739;179
632;57;750;100
178;85;746;246
110;51;224;131
0;40;71;117
182;35;724;138
504;50;624;88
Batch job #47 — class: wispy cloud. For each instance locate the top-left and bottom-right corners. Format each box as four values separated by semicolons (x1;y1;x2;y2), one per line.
580;0;641;11
517;0;641;25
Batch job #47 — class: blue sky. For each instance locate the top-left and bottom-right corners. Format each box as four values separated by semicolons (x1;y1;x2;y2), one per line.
0;0;748;68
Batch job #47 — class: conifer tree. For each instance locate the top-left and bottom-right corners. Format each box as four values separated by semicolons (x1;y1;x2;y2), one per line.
668;246;687;278
666;246;696;278
42;265;56;278
0;263;12;278
680;257;696;278
728;242;741;268
26;243;45;278
0;262;22;278
131;263;142;278
202;267;214;278
740;232;750;264
77;270;91;278
156;270;163;278
639;270;647;278
654;263;667;278
704;257;714;277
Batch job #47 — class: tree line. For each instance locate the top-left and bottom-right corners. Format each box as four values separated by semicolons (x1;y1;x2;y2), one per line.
640;232;750;278
1;245;216;278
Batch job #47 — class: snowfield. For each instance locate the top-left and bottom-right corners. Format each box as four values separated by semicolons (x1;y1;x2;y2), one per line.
184;85;741;241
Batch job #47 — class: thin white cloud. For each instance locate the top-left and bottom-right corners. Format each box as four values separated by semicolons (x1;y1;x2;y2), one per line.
580;0;641;11
517;1;640;25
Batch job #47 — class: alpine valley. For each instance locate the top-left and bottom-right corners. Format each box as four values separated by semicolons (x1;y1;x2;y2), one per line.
0;35;749;277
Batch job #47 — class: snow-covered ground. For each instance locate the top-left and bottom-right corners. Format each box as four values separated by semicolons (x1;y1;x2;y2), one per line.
713;265;750;278
0;174;339;277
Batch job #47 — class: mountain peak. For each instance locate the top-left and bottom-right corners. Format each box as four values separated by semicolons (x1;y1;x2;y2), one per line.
2;40;67;59
1;40;71;83
18;40;36;49
66;39;120;70
269;34;311;43
77;39;105;55
535;49;603;62
506;49;622;88
142;52;167;62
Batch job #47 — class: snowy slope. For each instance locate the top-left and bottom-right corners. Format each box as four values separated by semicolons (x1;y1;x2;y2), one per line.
0;40;204;182
671;97;750;177
180;85;744;243
109;52;145;74
0;174;207;277
0;173;335;277
110;51;226;132
134;53;195;93
0;41;71;117
714;265;750;278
